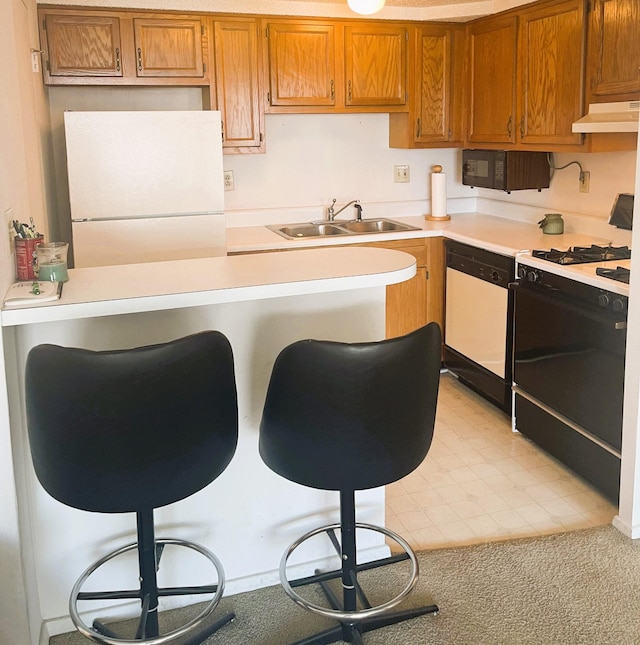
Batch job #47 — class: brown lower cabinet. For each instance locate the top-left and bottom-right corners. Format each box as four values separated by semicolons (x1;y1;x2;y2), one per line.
355;237;444;339
232;236;445;341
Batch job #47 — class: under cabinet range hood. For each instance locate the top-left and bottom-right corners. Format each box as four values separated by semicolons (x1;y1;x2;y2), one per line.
572;101;639;133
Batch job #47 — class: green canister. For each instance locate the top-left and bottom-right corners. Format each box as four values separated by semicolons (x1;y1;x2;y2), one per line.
538;213;564;235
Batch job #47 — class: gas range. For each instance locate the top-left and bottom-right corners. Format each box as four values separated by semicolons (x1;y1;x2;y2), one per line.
517;245;631;297
531;244;631;265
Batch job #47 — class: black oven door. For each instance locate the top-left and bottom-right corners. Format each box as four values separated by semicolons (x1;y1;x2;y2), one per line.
513;285;626;451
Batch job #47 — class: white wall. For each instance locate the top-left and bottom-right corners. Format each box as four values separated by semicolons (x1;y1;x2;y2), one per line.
223;113;470;225
0;0;49;641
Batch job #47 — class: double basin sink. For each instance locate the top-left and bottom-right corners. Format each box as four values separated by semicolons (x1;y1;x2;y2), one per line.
268;218;420;240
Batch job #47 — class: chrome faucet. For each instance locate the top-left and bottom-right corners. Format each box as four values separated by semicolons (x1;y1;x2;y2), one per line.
327;199;362;222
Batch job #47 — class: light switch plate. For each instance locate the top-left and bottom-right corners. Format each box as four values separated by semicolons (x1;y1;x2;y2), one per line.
394;165;410;183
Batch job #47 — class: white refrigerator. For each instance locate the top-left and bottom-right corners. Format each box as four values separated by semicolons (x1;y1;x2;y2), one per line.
64;110;226;268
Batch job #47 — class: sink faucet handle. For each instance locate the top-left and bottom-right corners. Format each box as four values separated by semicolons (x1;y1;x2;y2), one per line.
354;203;363;221
327;198;337;221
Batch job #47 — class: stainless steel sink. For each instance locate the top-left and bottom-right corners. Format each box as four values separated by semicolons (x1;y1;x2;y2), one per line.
272;223;347;238
267;218;420;240
340;219;416;233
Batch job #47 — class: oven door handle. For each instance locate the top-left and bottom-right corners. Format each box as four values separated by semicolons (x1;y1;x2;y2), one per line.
511;280;627;331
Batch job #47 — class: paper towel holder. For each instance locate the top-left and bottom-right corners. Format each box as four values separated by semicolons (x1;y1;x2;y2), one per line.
425;165;451;222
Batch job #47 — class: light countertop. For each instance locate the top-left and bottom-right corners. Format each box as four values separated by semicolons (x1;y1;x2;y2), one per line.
227;212;630;295
1;246;415;327
227;212;617;257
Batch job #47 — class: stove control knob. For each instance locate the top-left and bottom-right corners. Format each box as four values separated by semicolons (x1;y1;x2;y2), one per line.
612;298;626;313
598;293;610;308
491;270;500;283
517;266;528;280
526;270;539;283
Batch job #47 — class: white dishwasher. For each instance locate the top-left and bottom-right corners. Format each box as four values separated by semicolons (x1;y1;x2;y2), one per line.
444;240;515;413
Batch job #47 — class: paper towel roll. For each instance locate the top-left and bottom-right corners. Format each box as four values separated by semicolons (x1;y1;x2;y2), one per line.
426;166;450;221
431;171;447;218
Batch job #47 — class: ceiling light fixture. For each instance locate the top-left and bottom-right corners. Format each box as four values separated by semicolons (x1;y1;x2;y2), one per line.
347;0;386;15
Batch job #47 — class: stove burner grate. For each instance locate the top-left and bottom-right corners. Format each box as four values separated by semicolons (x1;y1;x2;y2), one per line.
595;266;631;284
532;244;631;265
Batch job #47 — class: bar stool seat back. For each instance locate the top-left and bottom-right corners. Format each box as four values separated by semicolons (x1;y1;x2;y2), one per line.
260;323;440;491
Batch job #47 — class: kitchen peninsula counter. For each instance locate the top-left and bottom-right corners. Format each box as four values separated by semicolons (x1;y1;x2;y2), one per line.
2;246;415;326
1;246;414;643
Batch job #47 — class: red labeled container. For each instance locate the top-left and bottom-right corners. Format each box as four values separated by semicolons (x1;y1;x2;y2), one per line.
15;236;44;281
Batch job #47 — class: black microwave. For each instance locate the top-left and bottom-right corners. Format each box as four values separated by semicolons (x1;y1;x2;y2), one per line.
462;149;551;192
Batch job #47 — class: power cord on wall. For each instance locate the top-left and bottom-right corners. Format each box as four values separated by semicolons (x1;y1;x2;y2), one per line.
547;153;590;192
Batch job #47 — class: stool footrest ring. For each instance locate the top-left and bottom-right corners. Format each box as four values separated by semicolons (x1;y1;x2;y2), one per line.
70;538;227;645
279;522;420;623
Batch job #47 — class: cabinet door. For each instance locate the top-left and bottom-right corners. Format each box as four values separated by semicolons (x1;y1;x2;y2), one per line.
588;0;640;100
344;24;407;106
467;15;517;144
357;238;444;339
214;20;263;149
414;25;452;143
133;18;204;77
386;267;429;338
42;13;123;78
266;22;336;107
518;0;585;146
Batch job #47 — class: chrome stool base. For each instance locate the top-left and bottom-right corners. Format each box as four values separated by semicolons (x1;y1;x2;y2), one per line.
70;537;233;645
280;522;438;645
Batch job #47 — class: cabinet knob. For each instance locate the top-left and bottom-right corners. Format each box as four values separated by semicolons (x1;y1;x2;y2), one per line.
137;47;143;72
507;116;513;138
520;116;525;139
115;47;120;73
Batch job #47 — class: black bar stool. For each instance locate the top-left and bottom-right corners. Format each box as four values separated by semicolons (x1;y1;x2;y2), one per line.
25;331;238;644
259;322;442;645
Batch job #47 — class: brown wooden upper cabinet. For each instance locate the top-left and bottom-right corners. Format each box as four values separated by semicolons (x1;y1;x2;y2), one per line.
517;0;585;147
344;24;407;107
38;8;209;85
467;0;585;149
587;0;640;103
467;15;518;145
264;21;337;107
389;23;465;148
40;12;123;78
212;19;264;151
133;18;204;77
263;19;407;112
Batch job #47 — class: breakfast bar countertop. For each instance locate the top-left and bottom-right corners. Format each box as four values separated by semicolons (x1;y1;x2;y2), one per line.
1;246;416;327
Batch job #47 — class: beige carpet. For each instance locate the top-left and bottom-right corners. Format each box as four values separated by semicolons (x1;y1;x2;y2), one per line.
51;525;640;645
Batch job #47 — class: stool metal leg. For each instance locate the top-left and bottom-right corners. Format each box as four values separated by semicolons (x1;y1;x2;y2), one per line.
137;510;160;638
70;533;232;644
281;490;438;644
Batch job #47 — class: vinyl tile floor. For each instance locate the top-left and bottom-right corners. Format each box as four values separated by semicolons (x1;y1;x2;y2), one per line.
386;372;618;550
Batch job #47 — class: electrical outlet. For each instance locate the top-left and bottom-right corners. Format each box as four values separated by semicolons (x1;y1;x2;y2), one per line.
394;165;410;183
579;170;590;193
5;208;15;252
224;170;235;191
